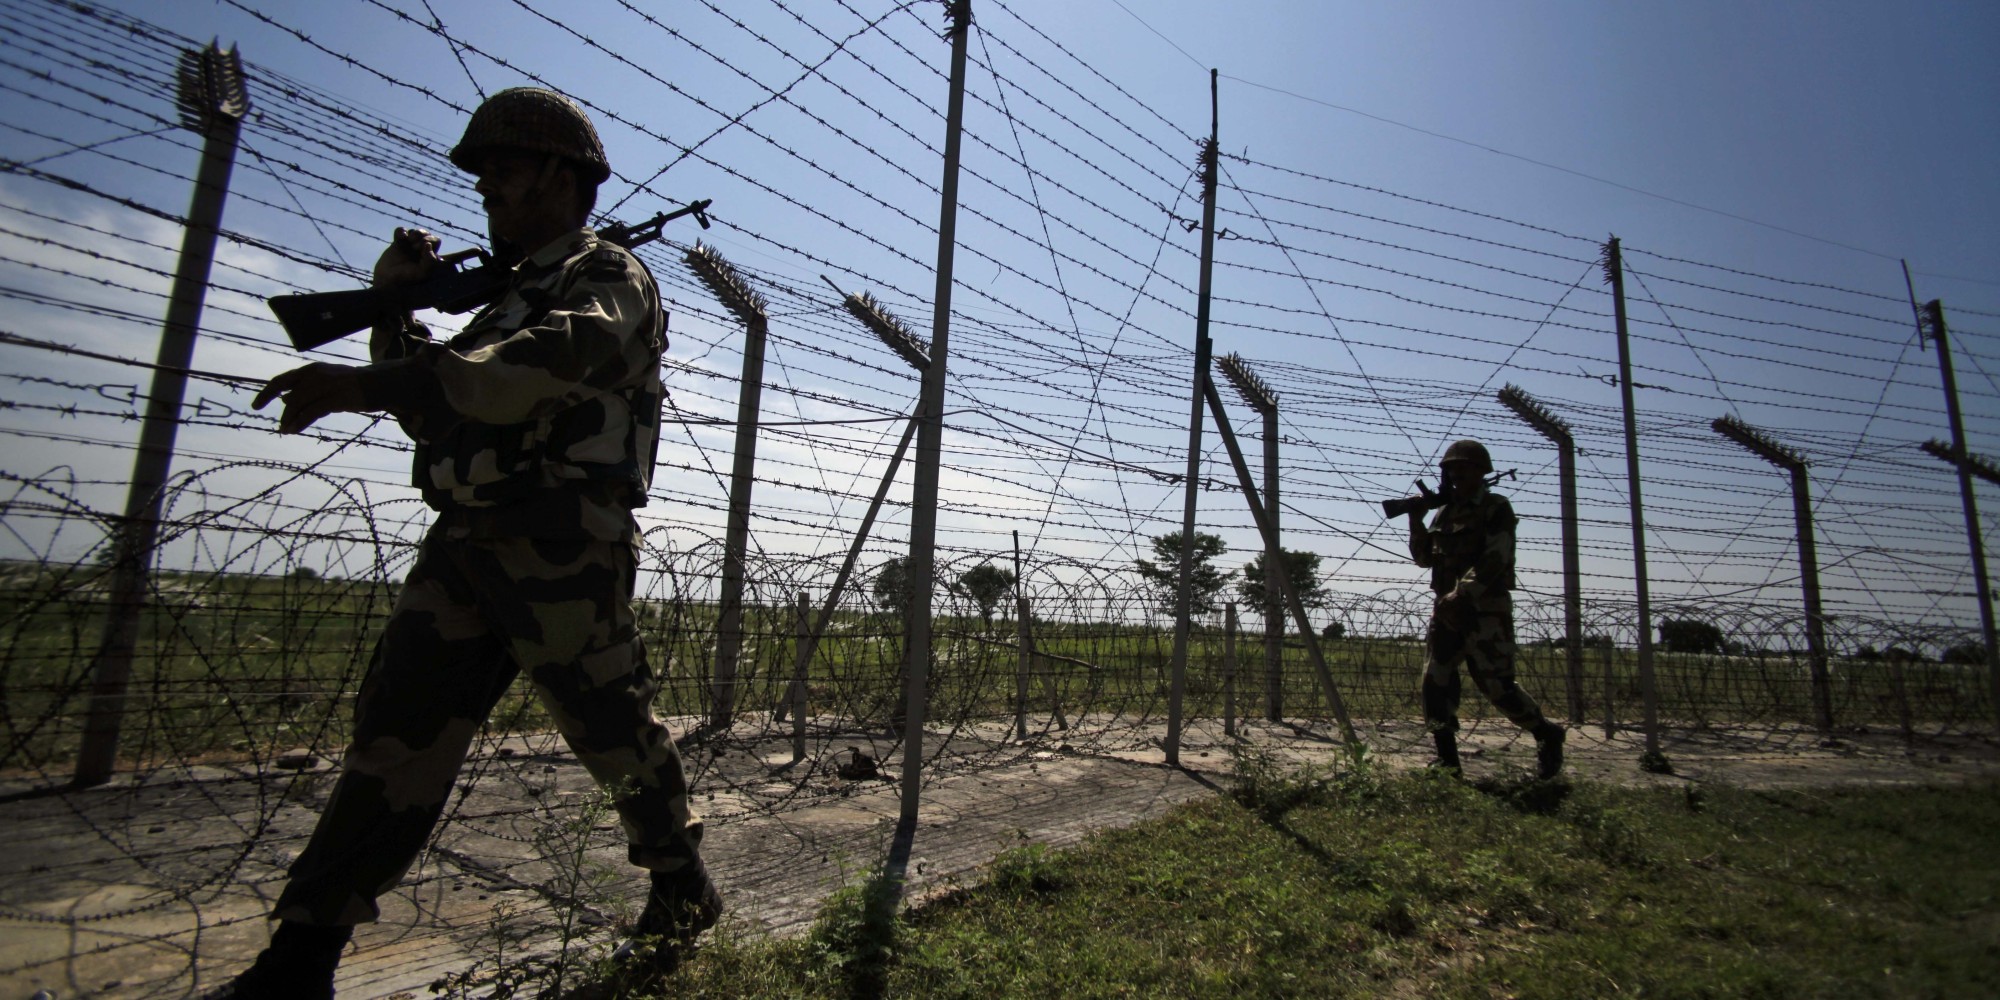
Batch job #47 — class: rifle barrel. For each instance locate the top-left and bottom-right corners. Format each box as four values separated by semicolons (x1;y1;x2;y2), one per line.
269;197;713;352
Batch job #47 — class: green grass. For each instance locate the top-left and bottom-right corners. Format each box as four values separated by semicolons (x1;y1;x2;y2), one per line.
654;764;2000;999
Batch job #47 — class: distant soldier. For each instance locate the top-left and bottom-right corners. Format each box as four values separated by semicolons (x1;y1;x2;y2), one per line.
211;88;717;997
1407;439;1566;778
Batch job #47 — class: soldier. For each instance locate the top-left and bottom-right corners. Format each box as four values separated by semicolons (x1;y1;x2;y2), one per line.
1407;439;1566;779
210;88;717;998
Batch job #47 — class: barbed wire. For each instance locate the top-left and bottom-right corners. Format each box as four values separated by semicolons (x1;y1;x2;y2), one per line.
0;0;1990;811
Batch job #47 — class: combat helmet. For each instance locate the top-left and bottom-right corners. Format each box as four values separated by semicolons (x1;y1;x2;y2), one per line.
449;87;610;184
1439;439;1493;475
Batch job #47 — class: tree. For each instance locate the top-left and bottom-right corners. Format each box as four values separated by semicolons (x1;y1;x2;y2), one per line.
952;562;1016;625
1659;618;1725;654
1234;547;1329;624
872;556;913;618
1133;531;1233;617
1941;642;1985;666
1321;620;1346;641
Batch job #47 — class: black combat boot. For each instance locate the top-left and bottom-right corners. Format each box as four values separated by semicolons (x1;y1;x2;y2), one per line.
1535;721;1567;780
1429;729;1461;774
201;921;350;1000
615;859;724;976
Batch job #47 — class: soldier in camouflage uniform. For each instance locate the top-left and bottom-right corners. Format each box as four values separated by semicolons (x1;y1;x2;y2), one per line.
1408;439;1566;779
212;89;717;999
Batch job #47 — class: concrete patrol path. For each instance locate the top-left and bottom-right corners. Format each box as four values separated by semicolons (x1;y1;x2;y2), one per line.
4;716;1996;999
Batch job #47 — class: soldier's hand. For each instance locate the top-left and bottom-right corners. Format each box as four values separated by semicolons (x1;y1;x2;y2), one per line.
372;227;444;288
1436;590;1477;633
254;362;367;434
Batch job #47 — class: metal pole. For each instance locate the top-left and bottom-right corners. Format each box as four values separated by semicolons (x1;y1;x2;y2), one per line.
1016;593;1032;741
1203;378;1359;748
712;315;766;728
774;413;920;724
1262;406;1282;722
1165;69;1221;767
1601;639;1617;738
898;0;971;832
773;280;930;727
1014;530;1029;739
1557;439;1584;724
77;44;247;788
1498;385;1584;723
1215;353;1282;720
687;244;772;731
1224;602;1238;738
792;590;809;761
1920;300;2000;730
1604;237;1665;768
1711;415;1831;730
1791;464;1832;730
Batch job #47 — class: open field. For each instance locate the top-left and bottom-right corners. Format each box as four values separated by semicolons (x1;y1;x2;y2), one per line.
5;562;1992;782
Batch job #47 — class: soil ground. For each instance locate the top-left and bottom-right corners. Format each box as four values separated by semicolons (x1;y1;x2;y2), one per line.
3;715;1995;1000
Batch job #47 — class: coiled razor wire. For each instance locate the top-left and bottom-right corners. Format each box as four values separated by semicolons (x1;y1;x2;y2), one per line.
0;464;1992;931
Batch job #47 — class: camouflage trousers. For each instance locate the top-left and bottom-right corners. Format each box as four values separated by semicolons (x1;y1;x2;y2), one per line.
274;530;702;926
1421;594;1549;735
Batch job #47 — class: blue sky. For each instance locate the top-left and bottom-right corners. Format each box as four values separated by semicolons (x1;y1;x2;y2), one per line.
1091;1;1998;290
2;0;1996;640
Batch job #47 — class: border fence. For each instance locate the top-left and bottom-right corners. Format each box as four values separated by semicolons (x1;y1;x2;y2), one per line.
6;465;1990;792
2;0;1998;993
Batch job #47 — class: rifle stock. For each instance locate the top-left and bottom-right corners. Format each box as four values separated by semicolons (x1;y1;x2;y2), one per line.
268;198;712;353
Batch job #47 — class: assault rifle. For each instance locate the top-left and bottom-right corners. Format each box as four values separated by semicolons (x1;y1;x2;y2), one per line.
1380;468;1515;519
267;198;713;352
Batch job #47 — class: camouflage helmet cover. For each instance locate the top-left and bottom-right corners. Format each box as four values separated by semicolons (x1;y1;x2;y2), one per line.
449;87;610;184
1440;439;1493;474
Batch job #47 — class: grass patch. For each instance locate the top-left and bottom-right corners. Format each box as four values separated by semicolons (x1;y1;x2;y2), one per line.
650;767;2000;998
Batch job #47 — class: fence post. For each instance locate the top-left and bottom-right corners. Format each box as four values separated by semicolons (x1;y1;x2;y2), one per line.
1604;237;1667;770
1601;638;1617;738
76;44;248;788
769;282;932;727
1712;415;1831;732
773;413;918;726
1204;376;1359;749
1498;384;1584;724
686;243;771;731
1223;602;1238;737
1916;299;2000;732
1015;594;1032;740
791;590;809;761
897;0;972;839
1165;69;1223;768
1216;353;1284;722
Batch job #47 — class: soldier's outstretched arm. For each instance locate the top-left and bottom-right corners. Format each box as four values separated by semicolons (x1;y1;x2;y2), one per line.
252;360;423;434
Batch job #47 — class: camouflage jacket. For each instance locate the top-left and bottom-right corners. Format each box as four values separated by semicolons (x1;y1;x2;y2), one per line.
367;228;665;540
1409;486;1517;607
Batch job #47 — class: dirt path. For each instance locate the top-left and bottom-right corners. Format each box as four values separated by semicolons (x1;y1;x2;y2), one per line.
4;717;1995;999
